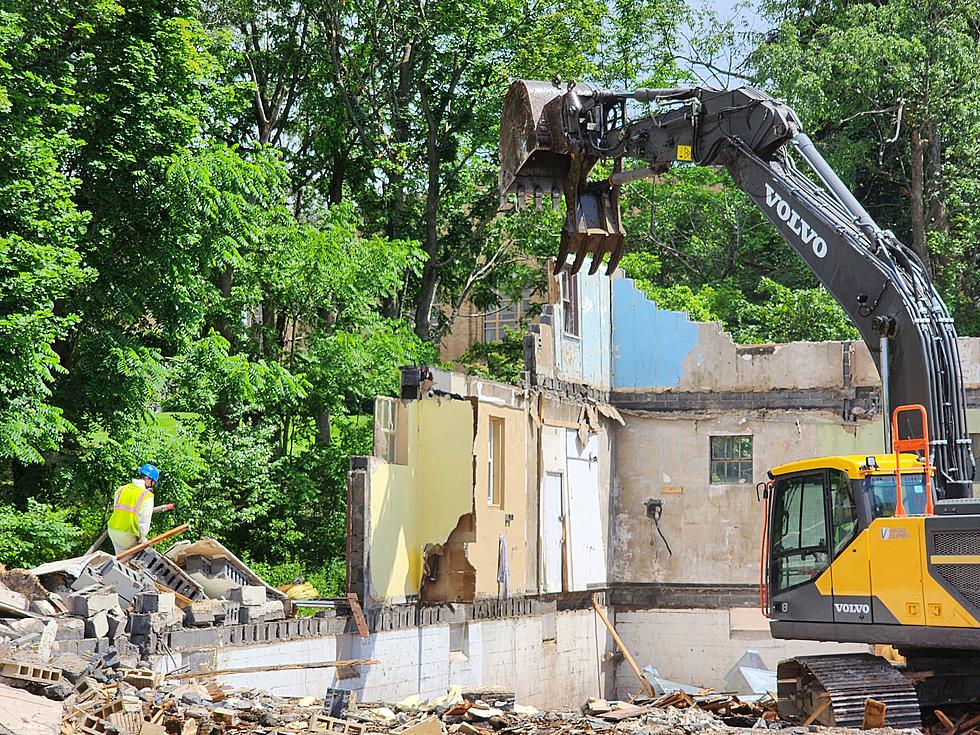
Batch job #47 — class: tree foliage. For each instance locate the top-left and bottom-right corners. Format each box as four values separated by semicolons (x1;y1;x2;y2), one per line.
3;0;977;579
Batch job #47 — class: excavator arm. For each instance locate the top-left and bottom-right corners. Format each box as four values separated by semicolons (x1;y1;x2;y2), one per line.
499;80;974;498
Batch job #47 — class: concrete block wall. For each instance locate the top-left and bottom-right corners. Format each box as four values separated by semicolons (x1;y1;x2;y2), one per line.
611;607;867;697
155;608;609;709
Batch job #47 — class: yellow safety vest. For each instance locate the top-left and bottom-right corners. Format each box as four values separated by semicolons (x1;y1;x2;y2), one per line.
107;482;153;536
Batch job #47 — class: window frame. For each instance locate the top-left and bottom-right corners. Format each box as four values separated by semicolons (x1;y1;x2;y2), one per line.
483;289;535;343
769;469;832;595
487;416;505;507
559;269;580;337
709;435;753;485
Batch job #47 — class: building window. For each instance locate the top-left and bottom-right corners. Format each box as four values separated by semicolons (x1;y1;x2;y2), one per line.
559;269;580;337
483;291;534;342
710;436;753;484
488;416;505;506
376;397;398;463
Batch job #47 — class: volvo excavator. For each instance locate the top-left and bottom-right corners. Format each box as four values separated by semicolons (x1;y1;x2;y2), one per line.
499;80;978;728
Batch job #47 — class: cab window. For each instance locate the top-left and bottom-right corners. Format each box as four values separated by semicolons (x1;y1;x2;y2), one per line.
770;472;828;593
866;473;927;517
829;470;857;554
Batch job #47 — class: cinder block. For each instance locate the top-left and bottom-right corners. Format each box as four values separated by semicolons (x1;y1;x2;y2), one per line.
137;591;175;614
70;588;119;617
71;568;103;592
230;585;265;605
98;559;150;605
184;599;225;626
106;608;126;638
56;618;86;641
239;599;285;624
221;601;241;625
128;611;178;637
84;610;109;639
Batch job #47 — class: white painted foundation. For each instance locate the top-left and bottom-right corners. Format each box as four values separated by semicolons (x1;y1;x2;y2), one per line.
156;609;610;708
612;607;869;696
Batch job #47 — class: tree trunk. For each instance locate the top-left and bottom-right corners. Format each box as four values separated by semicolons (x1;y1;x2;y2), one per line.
908;125;930;271
315;410;331;447
328;150;347;205
413;111;442;341
217;264;236;351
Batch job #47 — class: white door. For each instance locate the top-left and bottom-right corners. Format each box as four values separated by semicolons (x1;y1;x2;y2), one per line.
541;472;565;593
565;431;606;590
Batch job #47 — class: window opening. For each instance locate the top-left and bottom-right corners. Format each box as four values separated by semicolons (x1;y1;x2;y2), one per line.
866;473;928;518
559;269;580;336
829;470;857;554
770;472;829;593
488;417;505;506
710;436;753;484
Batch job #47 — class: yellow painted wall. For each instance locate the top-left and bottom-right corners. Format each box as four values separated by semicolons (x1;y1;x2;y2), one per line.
367;399;476;599
815;420;884;457
472;404;529;596
368;463;419;599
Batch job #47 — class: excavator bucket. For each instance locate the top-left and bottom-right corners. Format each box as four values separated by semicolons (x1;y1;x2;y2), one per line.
499;80;626;275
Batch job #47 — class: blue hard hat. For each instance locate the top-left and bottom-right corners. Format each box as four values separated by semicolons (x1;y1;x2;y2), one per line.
138;463;160;482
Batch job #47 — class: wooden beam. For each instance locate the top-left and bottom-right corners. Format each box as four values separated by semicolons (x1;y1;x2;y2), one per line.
591;594;654;697
165;659;379;680
346;593;369;639
116;524;189;561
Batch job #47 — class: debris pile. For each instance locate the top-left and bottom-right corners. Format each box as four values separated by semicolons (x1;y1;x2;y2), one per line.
0;535;309;734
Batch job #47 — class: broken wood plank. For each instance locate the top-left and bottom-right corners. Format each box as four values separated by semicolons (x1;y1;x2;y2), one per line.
346;593;369;639
116;524;189;561
164;659;379;680
591;594;654;698
862;698;886;729
935;709;955;733
598;705;648;721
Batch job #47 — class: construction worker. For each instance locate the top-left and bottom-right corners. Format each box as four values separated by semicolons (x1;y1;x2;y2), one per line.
107;464;159;554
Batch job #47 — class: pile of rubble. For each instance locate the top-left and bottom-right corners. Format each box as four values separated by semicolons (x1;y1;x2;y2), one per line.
0;535;310;734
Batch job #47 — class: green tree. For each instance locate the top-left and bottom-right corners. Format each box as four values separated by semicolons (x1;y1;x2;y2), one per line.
0;2;92;464
752;0;980;332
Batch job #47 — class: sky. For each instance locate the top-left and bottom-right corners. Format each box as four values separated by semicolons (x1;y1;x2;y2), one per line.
677;0;769;87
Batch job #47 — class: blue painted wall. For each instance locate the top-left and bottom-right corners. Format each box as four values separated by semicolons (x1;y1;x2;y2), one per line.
611;278;700;389
553;261;612;389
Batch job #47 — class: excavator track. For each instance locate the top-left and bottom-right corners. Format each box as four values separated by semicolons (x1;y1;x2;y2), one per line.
777;653;922;729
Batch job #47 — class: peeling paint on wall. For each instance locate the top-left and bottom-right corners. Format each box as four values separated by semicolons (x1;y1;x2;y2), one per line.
611;278;700;389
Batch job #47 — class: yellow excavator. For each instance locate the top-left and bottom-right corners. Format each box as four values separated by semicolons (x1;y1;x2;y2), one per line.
499;80;978;727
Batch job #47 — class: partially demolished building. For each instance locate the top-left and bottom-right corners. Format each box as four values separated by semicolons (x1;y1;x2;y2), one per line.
347;262;980;700
6;264;980;722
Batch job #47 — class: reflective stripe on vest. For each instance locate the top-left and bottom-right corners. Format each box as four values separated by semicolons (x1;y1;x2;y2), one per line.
108;483;153;536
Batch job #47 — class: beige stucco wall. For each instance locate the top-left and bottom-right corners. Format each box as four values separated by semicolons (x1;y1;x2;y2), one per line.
610;411;885;586
473;403;530;597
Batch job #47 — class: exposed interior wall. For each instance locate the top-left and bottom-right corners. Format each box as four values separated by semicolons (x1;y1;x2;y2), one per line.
472;402;530;597
610;411;882;585
612;607;868;695
366;399;475;601
537;398;614;593
549;263;613;389
611;278;700;390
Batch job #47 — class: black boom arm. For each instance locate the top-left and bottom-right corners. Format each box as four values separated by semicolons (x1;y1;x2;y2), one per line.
499;80;974;497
